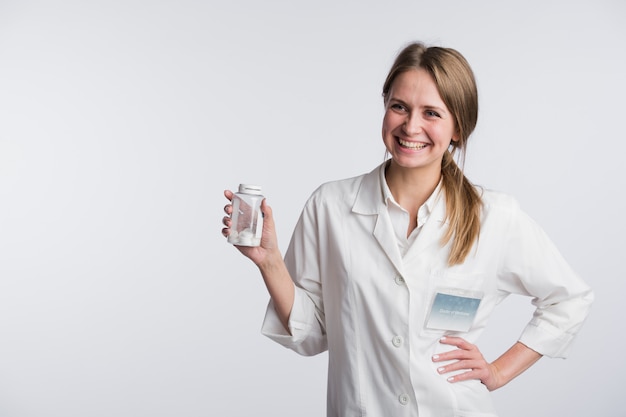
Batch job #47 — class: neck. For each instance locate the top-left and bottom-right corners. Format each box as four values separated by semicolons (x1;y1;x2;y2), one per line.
385;161;441;212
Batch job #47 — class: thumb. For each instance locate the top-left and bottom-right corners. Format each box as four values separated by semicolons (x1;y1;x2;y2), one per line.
260;198;273;226
259;198;279;248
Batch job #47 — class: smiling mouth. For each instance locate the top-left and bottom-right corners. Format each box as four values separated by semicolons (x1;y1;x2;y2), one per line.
397;137;427;150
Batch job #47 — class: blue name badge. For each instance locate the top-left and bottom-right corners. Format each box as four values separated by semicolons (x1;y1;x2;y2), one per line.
426;288;483;332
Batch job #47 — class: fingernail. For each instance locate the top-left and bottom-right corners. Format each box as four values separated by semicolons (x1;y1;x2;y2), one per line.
440;336;447;341
447;376;455;382
437;367;445;374
432;354;439;361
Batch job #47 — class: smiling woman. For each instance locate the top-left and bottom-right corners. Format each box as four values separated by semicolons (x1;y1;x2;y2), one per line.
221;41;593;417
381;43;482;268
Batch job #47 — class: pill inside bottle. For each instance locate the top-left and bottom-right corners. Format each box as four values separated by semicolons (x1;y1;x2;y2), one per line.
228;184;264;247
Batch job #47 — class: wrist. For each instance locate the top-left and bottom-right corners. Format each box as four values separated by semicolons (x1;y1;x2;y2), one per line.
257;249;284;273
486;362;505;391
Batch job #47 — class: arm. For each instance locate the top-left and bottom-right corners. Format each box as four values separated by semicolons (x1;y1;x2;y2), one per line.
489;341;542;388
224;184;332;355
257;248;294;332
433;337;542;391
223;190;294;331
431;196;591;390
259;188;329;356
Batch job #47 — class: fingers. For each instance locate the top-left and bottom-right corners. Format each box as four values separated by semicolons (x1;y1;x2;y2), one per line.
432;336;476;362
435;358;484;378
222;215;231;228
223;190;234;215
222;190;234;239
438;335;473;350
432;336;491;384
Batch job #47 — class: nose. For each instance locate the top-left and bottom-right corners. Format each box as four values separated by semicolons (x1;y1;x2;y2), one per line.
402;113;422;136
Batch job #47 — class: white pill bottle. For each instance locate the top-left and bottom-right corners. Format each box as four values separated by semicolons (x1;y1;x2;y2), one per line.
228;184;264;247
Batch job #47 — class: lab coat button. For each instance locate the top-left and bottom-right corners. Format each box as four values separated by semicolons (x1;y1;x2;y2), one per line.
392;335;403;347
394;275;405;285
398;393;410;405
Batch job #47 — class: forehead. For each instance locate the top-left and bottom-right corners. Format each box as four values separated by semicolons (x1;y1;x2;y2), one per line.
388;68;444;103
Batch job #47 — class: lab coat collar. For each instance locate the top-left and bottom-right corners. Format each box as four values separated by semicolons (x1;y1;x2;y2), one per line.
351;162;388;215
351;162;449;275
352;161;447;222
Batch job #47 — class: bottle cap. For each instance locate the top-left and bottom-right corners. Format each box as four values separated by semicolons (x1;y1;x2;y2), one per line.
238;184;262;194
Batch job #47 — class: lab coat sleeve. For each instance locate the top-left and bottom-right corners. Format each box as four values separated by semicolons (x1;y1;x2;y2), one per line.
496;197;594;359
261;191;328;356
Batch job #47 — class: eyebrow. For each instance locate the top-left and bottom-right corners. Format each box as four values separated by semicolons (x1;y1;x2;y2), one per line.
423;105;448;114
388;97;448;114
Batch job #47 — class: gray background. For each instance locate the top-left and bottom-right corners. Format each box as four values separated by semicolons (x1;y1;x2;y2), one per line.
0;0;624;416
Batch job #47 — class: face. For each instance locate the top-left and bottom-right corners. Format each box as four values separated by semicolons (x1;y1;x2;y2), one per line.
382;68;458;175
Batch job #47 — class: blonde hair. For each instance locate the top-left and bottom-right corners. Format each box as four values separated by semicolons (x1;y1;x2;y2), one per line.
382;42;482;265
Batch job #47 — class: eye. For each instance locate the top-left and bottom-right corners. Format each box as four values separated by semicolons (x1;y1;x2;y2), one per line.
425;109;441;118
390;103;408;112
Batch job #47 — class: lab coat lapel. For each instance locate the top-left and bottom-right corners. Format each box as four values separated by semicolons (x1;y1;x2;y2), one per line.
372;212;405;276
352;163;405;276
404;191;449;262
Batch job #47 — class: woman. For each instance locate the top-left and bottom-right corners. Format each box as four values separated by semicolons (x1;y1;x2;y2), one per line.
221;42;593;417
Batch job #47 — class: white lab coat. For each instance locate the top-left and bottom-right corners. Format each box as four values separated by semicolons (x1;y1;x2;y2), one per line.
262;162;593;417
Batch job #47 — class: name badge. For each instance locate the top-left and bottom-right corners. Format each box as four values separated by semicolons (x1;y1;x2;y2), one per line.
426;288;483;332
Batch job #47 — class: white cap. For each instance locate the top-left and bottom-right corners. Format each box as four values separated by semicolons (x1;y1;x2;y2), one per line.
238;184;262;194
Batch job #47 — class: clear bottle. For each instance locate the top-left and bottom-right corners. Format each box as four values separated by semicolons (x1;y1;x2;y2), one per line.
228;184;264;247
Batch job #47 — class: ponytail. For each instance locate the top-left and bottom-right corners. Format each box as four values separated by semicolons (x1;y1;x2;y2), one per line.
441;151;482;265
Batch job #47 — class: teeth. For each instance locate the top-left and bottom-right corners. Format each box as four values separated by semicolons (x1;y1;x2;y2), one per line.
398;138;427;150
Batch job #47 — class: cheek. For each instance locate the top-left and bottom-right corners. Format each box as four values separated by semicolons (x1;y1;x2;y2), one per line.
431;124;455;144
381;119;395;144
382;112;398;135
381;116;395;149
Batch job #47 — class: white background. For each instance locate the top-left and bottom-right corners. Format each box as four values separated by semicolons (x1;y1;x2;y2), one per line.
0;0;624;416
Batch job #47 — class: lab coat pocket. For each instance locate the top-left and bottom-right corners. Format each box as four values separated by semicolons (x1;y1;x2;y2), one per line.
423;270;487;334
452;379;498;416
